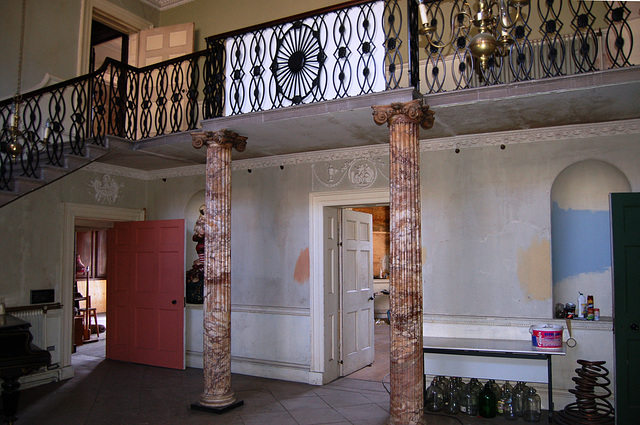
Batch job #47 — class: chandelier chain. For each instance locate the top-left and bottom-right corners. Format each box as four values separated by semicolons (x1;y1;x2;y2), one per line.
16;0;26;100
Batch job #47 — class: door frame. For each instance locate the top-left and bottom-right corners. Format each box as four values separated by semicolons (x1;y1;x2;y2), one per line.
77;0;153;75
61;203;145;370
309;188;389;384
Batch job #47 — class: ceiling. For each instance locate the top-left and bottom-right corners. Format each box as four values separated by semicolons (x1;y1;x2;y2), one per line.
96;67;640;172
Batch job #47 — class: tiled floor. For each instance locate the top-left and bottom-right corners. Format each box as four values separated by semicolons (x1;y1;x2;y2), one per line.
14;319;548;424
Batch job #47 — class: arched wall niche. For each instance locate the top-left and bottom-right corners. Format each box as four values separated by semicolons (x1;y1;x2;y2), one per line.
551;159;631;317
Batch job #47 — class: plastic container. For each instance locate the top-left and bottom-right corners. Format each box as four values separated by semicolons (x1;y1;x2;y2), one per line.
529;324;563;349
577;292;586;318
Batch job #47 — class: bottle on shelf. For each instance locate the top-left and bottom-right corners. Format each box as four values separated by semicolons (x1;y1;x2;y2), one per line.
577;292;586;318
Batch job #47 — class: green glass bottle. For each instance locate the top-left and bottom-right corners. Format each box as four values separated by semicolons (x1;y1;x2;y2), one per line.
479;381;497;418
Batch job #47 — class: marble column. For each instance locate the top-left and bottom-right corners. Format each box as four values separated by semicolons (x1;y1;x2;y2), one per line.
372;100;434;425
191;129;247;413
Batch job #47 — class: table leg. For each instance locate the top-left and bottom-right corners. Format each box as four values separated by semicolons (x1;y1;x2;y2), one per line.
547;355;553;423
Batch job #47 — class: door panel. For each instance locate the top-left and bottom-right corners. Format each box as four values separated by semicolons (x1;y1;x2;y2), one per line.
135;23;195;138
107;219;185;369
341;209;374;376
611;192;640;424
323;207;340;382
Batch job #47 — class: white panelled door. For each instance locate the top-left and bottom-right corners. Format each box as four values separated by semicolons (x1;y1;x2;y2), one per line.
323;207;340;382
340;209;374;375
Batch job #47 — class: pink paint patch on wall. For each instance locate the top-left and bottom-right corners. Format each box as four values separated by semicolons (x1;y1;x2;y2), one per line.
294;247;310;284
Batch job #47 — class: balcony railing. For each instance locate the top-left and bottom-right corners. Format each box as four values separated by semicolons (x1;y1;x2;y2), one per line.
0;0;636;195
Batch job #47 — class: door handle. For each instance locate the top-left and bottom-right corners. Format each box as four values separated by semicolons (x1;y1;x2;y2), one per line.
172;300;177;305
368;296;374;301
631;323;639;331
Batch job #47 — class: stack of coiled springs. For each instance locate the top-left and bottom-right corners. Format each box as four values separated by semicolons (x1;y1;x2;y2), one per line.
555;360;614;424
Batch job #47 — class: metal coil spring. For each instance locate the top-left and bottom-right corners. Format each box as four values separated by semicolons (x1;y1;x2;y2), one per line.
555;360;615;424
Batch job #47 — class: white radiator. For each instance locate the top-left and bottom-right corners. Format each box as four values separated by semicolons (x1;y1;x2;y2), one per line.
12;308;47;349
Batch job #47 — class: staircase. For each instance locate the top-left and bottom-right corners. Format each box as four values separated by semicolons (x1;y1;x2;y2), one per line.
0;143;110;207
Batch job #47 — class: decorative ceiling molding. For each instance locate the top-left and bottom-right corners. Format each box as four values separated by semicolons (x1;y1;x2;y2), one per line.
422;118;640;152
138;0;194;11
86;118;640;180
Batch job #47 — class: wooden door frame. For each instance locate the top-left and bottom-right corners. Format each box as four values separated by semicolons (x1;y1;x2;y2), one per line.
77;0;153;75
309;188;389;385
61;203;145;370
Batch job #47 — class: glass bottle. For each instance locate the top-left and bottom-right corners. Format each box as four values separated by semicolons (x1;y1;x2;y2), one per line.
513;381;528;417
503;397;517;421
479;381;497;418
523;387;542;422
443;378;460;414
425;377;444;412
460;380;479;416
498;380;513;414
489;379;501;411
469;377;483;393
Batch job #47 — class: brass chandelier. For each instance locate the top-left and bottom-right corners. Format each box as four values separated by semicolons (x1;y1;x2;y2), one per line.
416;0;529;68
2;0;49;160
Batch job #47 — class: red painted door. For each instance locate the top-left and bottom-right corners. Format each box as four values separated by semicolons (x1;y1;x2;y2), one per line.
107;219;185;369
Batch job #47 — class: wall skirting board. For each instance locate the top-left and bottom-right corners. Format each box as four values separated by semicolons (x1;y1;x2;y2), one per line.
19;365;74;390
186;351;311;384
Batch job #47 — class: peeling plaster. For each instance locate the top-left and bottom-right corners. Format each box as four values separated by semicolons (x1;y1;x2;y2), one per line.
517;237;552;301
294;247;310;284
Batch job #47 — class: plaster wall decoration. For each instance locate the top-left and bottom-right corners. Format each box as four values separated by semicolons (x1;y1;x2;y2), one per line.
88;174;124;204
138;0;194;11
311;155;389;191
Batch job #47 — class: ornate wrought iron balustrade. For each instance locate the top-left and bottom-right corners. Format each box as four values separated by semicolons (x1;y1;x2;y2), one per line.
419;0;636;93
1;49;216;192
206;0;405;115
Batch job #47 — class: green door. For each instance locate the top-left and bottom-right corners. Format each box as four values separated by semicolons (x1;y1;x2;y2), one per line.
611;192;640;424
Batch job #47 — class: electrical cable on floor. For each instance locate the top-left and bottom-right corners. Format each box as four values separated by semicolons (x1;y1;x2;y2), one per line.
382;373;464;424
425;411;465;425
382;373;390;393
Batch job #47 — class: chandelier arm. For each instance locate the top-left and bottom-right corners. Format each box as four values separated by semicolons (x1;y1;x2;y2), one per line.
424;10;472;51
499;5;524;30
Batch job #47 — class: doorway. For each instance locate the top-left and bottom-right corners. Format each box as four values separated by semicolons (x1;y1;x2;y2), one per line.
61;204;145;369
72;220;112;360
345;205;390;383
90;20;128;72
309;188;390;385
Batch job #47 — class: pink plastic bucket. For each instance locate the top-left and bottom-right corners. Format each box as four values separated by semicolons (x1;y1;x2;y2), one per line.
529;324;563;349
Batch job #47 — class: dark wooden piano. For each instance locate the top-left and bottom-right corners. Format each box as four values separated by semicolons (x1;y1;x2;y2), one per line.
0;314;51;424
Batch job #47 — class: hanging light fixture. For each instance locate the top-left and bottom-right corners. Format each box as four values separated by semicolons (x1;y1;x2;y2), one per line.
1;0;49;160
416;0;529;69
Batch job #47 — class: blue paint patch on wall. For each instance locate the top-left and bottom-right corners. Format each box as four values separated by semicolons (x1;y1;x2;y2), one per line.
551;202;611;284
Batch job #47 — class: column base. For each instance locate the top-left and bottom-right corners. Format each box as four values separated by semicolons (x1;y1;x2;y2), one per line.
191;399;244;414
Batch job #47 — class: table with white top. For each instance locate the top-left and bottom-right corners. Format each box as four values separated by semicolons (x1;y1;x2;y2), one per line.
423;337;565;422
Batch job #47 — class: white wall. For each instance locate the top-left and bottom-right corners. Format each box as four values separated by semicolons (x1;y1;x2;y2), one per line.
2;120;637;401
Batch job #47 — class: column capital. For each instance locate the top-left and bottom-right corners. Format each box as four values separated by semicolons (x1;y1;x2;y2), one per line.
192;130;248;152
372;99;435;129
